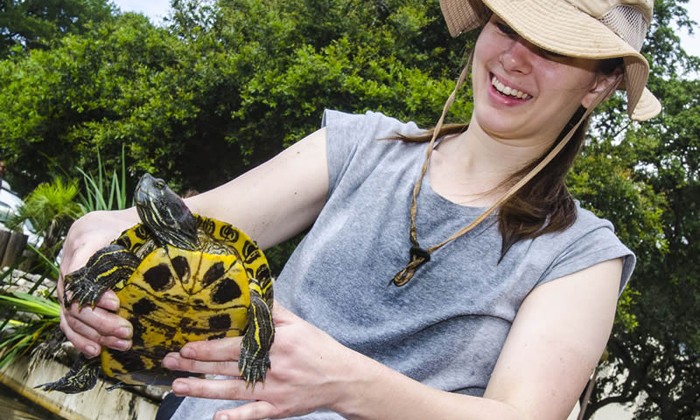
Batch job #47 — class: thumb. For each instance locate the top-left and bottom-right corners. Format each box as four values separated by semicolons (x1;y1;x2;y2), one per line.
272;301;299;324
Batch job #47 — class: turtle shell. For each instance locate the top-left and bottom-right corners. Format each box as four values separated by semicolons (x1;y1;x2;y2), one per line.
101;214;273;386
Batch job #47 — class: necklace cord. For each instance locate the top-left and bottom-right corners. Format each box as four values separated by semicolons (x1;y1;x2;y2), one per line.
393;64;623;287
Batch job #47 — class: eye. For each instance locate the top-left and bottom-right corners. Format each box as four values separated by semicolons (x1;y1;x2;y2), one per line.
540;48;567;60
494;20;518;39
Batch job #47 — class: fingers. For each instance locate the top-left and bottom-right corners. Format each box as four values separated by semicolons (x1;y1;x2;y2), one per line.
214;401;278;420
162;336;243;375
163;353;242;377
181;336;243;361
59;299;133;357
171;377;255;402
56;209;140;358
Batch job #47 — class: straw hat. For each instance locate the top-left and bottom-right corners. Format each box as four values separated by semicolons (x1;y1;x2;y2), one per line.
439;0;662;121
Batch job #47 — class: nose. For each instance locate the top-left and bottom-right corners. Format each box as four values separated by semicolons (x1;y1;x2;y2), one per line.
500;38;536;74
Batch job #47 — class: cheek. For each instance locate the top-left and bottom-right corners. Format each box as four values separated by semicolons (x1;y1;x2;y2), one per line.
474;28;501;64
537;59;598;92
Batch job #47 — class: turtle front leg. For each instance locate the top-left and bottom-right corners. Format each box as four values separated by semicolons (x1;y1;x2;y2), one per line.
239;291;274;388
64;244;140;308
36;355;100;394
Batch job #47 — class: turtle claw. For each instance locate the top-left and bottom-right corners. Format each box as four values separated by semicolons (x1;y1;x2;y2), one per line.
238;295;274;389
64;278;105;308
238;352;271;389
62;244;140;309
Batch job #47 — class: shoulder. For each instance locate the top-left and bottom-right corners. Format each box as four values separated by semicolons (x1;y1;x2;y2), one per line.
321;110;427;191
322;109;425;138
530;203;635;293
321;109;426;156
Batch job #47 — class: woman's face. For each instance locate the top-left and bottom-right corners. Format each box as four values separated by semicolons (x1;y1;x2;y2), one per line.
472;16;611;147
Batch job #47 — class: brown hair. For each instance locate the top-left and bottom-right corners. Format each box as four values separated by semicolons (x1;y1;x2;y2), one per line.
396;58;621;259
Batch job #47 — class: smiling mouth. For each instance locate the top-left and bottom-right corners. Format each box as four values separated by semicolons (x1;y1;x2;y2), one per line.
491;75;532;100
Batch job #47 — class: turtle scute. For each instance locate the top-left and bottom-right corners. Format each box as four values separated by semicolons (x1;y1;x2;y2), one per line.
38;173;274;394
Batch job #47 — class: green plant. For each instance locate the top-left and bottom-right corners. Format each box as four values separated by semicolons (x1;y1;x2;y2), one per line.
0;291;60;369
6;177;83;261
78;145;129;212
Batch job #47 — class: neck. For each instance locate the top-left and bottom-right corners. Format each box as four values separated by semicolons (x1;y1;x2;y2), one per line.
429;117;558;207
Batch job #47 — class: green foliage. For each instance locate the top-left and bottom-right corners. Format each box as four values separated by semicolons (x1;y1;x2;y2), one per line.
0;0;698;417
7;177;82;261
578;1;700;417
0;290;60;369
0;0;471;194
0;0;115;57
78;146;129;213
7;178;81;234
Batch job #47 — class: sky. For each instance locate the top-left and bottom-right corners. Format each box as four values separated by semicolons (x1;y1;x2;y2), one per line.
111;0;700;60
111;0;171;23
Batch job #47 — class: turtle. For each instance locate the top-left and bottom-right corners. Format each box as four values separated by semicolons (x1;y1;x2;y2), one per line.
38;173;274;394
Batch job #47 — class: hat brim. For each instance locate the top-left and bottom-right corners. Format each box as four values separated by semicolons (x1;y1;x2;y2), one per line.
439;0;660;120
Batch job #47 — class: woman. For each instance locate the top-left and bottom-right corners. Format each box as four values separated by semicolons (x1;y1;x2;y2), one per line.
58;0;661;418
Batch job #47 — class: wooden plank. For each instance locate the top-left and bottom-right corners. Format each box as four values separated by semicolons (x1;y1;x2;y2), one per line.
0;230;10;263
1;231;27;267
0;356;160;420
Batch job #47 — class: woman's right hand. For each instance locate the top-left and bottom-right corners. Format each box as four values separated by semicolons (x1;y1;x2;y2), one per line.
57;127;330;358
58;209;138;358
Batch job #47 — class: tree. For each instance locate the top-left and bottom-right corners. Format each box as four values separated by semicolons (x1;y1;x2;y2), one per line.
0;0;473;195
0;0;114;56
574;1;700;417
0;0;698;416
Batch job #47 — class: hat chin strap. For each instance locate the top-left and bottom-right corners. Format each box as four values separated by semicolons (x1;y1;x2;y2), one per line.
392;60;622;287
435;64;621;244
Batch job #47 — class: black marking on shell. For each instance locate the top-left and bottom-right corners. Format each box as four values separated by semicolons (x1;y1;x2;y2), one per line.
212;278;242;304
199;218;216;235
255;265;272;282
171;255;190;283
132;298;158;316
114;235;133;250
143;263;173;292
108;348;147;373
242;241;261;265
129;317;145;347
208;314;232;331
202;262;225;288
179;317;196;330
219;224;240;242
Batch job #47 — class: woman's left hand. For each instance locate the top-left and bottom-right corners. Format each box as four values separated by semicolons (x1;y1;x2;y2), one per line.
162;303;357;420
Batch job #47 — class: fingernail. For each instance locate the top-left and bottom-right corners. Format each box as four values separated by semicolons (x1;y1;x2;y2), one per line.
162;356;178;369
180;347;196;358
85;345;99;357
117;325;132;339
105;298;119;310
172;381;189;394
114;339;131;351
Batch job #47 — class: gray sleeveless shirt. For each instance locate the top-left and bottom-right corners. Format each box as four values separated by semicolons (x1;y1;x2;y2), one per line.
171;110;635;419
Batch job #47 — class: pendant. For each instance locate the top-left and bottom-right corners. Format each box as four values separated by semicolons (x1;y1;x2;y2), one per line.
391;246;431;287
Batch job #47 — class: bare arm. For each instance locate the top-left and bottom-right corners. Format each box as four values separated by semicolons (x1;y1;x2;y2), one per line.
346;258;622;419
166;258;622;420
59;128;329;356
183;127;328;250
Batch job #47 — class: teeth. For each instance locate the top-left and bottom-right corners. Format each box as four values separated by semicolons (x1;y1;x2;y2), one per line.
492;76;531;99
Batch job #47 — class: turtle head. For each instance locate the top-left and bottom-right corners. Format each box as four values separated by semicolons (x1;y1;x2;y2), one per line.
134;173;199;250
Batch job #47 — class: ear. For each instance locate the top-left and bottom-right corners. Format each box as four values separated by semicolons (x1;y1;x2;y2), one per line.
581;68;623;109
